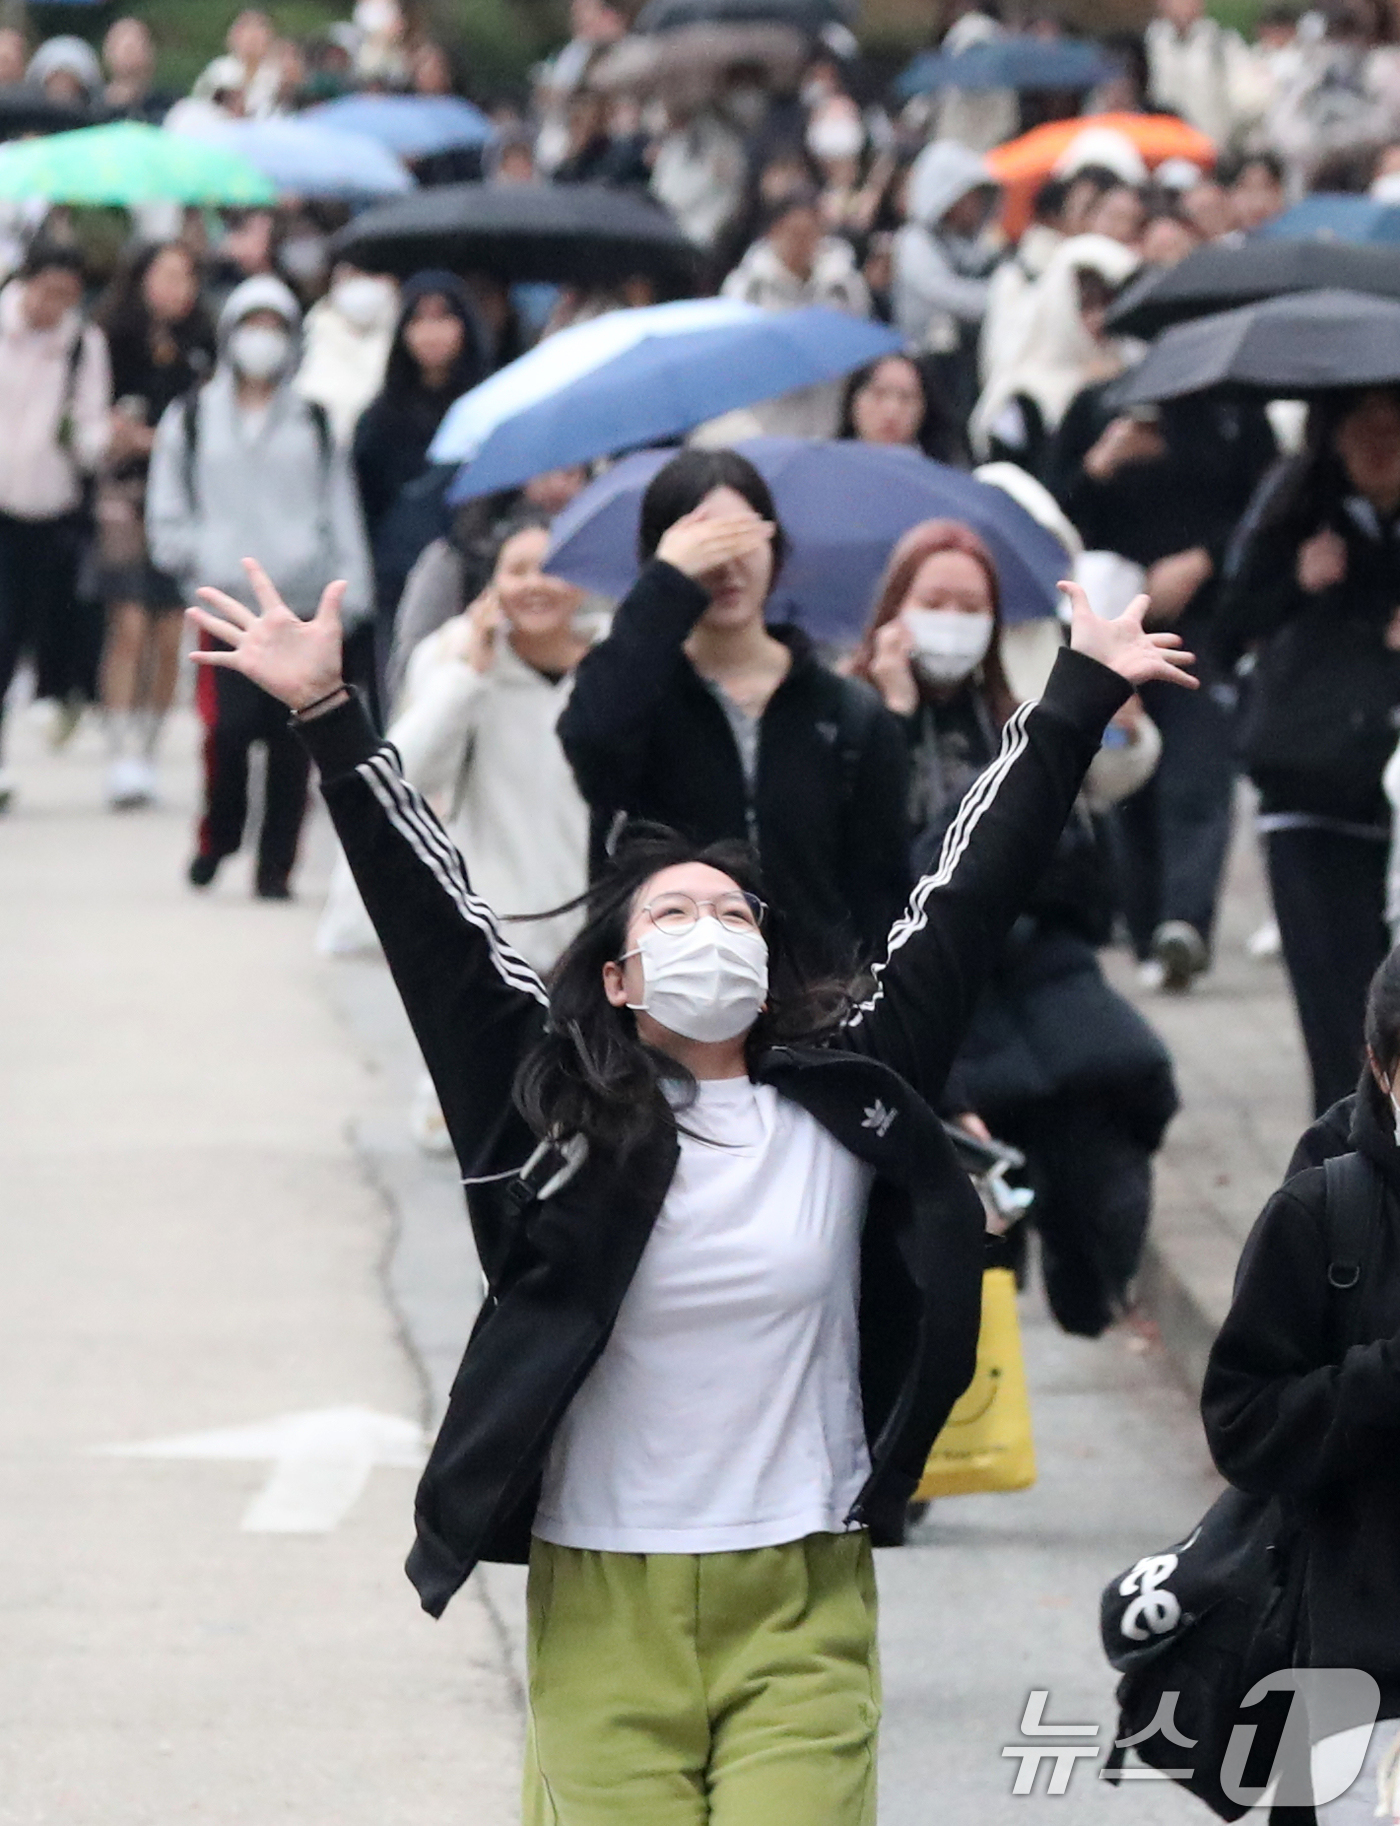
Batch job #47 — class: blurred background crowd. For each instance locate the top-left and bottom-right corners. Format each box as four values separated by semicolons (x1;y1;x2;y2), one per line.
5;0;1400;1351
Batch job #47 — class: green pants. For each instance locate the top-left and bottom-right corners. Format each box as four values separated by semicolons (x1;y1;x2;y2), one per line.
522;1530;880;1826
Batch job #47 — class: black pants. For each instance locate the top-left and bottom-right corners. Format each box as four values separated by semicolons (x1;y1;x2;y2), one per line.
1116;679;1236;960
995;1095;1154;1338
1265;824;1390;1116
0;510;83;758
197;667;310;887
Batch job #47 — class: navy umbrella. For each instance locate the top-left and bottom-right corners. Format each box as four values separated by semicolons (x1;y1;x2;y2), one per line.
896;37;1119;98
545;438;1066;644
1114;289;1400;405
446;307;904;503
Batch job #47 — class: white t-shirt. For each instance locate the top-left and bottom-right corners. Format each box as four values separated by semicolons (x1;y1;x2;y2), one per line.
533;1077;875;1554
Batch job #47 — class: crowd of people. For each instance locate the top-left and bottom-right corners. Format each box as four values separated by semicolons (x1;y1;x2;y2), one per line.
12;1;1400;1817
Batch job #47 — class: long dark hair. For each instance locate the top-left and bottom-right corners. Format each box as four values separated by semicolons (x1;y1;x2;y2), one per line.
1250;386;1400;547
638;447;790;580
514;825;848;1157
382;268;486;401
97;240;212;348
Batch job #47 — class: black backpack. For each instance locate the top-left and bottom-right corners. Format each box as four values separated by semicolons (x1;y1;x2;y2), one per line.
1100;1151;1385;1821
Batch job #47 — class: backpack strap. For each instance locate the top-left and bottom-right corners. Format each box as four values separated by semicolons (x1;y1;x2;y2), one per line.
833;675;880;811
1322;1151;1386;1350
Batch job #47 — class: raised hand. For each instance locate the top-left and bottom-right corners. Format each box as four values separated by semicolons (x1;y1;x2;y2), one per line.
187;558;346;712
655;507;775;586
1062;580;1198;691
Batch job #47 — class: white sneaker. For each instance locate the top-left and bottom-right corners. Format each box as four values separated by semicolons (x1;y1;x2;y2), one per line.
106;754;155;810
1246;919;1281;960
1137;958;1167;992
0;768;14;812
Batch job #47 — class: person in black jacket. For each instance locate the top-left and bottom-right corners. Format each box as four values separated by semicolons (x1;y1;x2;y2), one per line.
855;517;1178;1336
1203;946;1400;1822
557;447;912;976
1218;388;1400;1117
351;270;485;721
1048;385;1277;990
185;547;1195;1826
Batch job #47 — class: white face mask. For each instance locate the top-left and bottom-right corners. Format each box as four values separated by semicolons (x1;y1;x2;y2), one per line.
354;0;400;35
625;919;769;1044
901;606;994;685
333;273;395;329
228;322;291;381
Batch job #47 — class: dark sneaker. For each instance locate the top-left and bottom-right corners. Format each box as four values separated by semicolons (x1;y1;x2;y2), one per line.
255;874;292;901
1151;920;1208;993
187;853;220;889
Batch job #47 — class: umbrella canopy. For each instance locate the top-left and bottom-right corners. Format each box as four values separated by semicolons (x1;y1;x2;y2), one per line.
986;112;1215;238
1114;289;1400;406
432;298;757;464
333;181;698;290
305;93;494;158
0;120;276;206
168;115;413;200
591;24;809;102
447;307;905;502
545;439;1066;643
635;0;851;32
1259;193;1400;246
896;38;1119;98
1106;236;1400;338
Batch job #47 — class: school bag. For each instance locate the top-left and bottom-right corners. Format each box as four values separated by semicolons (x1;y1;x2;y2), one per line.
1099;1151;1385;1820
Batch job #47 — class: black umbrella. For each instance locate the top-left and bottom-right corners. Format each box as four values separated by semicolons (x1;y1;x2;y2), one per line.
1106;237;1400;339
635;0;851;35
1114;289;1400;406
0;90;91;139
331;182;699;291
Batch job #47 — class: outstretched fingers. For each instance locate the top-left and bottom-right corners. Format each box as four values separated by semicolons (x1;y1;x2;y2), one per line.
313;578;348;626
195;585;256;629
186;603;247;649
242;556;291;618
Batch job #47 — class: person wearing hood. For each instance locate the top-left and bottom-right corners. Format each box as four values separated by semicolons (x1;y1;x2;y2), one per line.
892;141;1003;435
0;239;111;812
719;189;872;438
296;261;398;446
352;270;487;715
970;234;1140;475
1202;946;1400;1822
26;35;103;110
146;274;371;899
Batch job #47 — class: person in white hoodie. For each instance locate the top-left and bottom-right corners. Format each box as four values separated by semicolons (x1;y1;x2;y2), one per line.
720;188;871;437
147;274;371;898
892;141;1003;431
0;240;112;811
295;262;399;446
317;509;600;1149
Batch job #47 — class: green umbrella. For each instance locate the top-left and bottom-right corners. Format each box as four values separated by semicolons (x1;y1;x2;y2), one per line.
0;121;277;207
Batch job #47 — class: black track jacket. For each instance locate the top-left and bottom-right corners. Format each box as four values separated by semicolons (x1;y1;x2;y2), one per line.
298;646;1129;1617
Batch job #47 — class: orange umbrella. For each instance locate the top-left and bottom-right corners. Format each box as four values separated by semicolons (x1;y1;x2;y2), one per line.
987;112;1218;238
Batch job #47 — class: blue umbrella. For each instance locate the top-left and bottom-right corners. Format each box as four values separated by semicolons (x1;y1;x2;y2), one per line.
896;37;1119;97
1259;194;1400;245
170;116;414;200
545;439;1066;643
447;308;904;504
304;94;494;159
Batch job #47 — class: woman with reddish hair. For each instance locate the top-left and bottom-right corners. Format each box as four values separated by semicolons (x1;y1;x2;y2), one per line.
855;519;1178;1339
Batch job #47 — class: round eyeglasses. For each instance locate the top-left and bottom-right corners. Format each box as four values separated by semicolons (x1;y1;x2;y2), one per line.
641;891;767;935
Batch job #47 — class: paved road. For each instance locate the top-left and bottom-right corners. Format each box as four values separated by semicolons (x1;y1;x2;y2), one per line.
2;699;1258;1822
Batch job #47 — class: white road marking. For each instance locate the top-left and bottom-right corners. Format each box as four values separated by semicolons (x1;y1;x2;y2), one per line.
95;1405;427;1533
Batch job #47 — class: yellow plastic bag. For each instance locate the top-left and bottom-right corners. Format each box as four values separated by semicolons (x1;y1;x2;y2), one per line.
915;1266;1036;1500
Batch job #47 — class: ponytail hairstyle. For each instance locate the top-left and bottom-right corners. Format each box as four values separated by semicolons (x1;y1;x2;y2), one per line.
849;517;1019;728
513;824;849;1158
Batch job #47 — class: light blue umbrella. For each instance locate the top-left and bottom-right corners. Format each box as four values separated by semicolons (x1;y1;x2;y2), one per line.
305;94;494;159
1259;194;1400;246
431;298;758;466
447;308;905;503
545;439;1065;643
170;115;414;200
897;37;1118;96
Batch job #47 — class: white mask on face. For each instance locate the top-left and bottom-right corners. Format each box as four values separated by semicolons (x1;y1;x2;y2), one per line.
228;322;291;381
901;606;994;685
333;273;395;329
625;919;769;1044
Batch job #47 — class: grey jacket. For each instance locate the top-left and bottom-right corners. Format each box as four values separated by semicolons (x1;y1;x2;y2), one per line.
146;275;371;624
